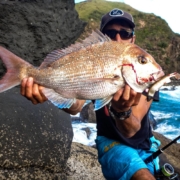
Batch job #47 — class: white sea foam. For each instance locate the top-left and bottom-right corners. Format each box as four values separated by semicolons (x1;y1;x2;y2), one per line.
151;111;173;121
72;122;97;146
153;123;180;143
71;113;80;117
160;86;180;100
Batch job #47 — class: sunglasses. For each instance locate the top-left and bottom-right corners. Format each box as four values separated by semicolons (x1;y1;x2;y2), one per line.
103;29;134;40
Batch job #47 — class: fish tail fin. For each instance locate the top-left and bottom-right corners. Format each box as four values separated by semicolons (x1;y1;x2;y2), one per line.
0;46;31;93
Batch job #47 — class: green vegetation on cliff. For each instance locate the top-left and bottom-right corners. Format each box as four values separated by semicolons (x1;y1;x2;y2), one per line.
75;0;180;75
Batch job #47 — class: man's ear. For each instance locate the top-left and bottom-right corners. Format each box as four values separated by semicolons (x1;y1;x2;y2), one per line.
131;35;136;44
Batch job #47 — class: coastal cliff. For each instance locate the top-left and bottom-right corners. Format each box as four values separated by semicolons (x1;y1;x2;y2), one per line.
0;0;179;179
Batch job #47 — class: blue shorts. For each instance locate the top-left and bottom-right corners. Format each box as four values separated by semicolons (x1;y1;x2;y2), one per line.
95;136;160;180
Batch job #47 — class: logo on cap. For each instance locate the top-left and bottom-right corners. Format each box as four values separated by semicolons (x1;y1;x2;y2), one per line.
109;9;124;17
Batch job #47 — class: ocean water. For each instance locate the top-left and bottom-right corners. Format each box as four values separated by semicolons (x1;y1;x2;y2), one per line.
72;86;180;146
151;86;180;142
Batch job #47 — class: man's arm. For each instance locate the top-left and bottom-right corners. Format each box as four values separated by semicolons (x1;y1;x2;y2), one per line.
111;84;152;138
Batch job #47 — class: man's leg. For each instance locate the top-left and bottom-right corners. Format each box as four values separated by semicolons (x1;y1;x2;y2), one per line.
137;136;161;175
131;169;155;180
96;136;153;180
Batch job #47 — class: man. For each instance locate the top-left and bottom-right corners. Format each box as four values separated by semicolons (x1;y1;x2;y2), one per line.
21;8;160;180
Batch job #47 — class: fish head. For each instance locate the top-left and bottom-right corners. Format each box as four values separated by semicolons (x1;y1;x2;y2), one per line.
121;44;164;92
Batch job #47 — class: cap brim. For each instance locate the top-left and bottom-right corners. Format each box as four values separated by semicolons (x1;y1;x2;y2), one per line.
100;16;135;32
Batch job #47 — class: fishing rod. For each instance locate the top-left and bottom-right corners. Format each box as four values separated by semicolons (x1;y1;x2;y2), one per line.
144;134;180;164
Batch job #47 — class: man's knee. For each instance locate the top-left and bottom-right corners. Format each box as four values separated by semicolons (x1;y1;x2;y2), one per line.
131;168;155;180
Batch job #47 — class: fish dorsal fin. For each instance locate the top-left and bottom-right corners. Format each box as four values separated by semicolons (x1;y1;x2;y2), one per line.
42;88;75;109
79;29;111;45
94;96;113;111
39;29;111;69
39;49;67;69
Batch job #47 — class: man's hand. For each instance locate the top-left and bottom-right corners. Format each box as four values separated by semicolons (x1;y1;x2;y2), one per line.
21;77;48;104
20;77;85;115
111;84;141;112
110;84;152;137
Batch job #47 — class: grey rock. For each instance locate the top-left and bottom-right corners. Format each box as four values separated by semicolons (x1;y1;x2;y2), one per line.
66;142;105;180
153;132;180;176
0;87;73;179
0;0;86;77
81;127;91;139
0;0;87;178
148;111;158;130
80;103;96;123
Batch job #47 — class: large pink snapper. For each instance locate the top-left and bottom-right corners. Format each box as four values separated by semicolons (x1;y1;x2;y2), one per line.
0;30;164;110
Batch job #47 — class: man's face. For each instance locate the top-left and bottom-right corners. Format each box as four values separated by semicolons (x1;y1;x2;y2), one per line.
103;22;136;43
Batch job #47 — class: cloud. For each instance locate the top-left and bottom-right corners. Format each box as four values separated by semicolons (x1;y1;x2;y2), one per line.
124;0;180;34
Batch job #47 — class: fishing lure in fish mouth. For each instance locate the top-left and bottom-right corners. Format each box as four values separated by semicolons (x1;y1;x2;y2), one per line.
136;71;164;85
147;72;180;101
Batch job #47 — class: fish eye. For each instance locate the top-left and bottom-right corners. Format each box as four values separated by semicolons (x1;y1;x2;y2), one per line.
138;56;147;64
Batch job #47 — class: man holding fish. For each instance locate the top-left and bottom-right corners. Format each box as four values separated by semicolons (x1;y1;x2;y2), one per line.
21;9;161;180
0;8;163;180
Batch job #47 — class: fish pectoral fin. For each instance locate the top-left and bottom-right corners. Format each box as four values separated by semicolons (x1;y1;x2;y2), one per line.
94;96;113;111
42;88;75;109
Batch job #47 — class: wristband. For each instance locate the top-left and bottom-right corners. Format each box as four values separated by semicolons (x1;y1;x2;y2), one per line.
108;103;132;121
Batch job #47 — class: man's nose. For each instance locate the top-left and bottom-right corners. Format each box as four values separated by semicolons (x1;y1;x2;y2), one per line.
115;33;122;42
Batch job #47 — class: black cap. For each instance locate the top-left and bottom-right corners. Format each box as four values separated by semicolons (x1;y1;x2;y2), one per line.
100;8;135;32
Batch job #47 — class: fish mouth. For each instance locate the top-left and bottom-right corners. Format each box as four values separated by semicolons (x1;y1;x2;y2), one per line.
150;70;165;82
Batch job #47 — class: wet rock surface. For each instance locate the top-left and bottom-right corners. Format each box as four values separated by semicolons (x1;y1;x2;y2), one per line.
0;87;73;179
0;0;86;179
153;132;180;176
66;142;105;180
0;0;86;77
80;102;96;123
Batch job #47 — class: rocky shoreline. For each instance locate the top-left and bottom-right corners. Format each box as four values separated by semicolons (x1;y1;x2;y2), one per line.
0;0;180;179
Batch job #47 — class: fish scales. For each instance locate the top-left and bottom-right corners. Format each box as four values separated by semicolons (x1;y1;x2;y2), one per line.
0;30;164;110
26;44;123;99
27;42;122;85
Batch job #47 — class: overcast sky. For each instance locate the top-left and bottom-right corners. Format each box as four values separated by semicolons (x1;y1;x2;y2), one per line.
75;0;180;34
